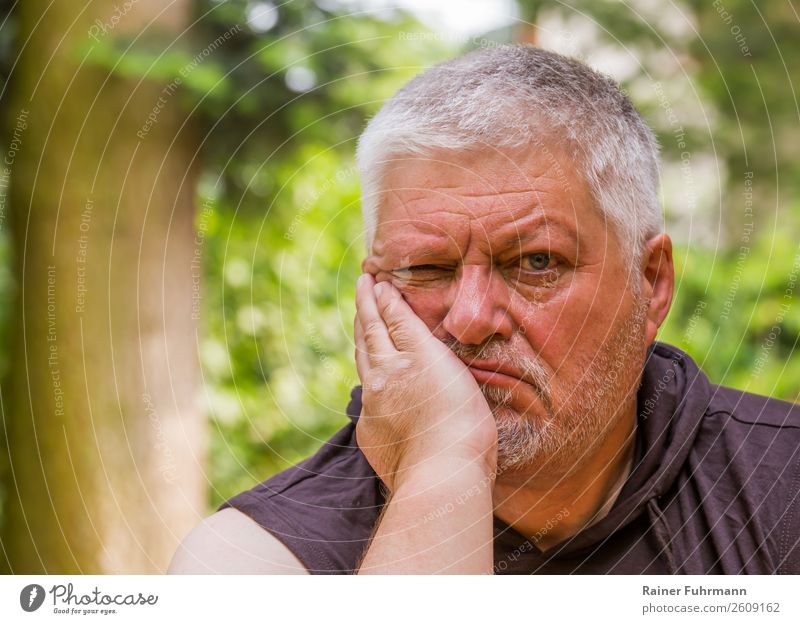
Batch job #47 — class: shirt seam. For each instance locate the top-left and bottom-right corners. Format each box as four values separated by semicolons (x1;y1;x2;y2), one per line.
705;407;800;430
778;449;800;574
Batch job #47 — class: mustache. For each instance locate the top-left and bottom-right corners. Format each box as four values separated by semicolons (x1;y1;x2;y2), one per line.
441;336;553;413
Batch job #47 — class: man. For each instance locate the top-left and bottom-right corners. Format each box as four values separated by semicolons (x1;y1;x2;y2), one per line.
169;45;800;574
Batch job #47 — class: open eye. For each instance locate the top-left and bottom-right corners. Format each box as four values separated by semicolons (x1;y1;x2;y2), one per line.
508;252;565;288
523;252;552;271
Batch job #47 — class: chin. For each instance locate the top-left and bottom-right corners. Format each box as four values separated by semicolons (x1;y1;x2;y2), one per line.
488;393;565;476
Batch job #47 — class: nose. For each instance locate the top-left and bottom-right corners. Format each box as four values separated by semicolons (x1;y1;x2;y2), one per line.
441;264;514;345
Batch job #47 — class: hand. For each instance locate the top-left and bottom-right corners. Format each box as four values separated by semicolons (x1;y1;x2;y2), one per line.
353;273;497;492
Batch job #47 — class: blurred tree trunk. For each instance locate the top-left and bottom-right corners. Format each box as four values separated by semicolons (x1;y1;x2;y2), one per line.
0;0;204;573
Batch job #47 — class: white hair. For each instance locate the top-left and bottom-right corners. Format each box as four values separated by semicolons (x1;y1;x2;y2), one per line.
355;44;663;269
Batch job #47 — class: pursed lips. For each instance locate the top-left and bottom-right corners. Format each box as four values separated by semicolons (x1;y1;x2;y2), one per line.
461;356;552;413
460;358;532;387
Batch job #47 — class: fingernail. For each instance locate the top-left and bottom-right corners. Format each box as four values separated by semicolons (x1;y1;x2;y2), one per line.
373;282;386;297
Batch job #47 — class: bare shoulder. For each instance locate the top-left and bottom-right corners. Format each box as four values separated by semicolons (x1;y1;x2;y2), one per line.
167;508;309;574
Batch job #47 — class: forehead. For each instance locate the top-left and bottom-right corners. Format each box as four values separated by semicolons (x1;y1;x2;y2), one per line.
372;145;599;255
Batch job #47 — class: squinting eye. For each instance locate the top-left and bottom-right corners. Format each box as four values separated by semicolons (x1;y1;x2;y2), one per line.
524;252;552;271
405;264;440;272
391;264;447;282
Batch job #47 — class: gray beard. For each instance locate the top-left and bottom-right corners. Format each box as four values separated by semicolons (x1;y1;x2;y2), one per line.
445;296;649;476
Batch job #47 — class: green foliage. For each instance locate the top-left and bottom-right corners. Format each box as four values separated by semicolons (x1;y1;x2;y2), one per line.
67;0;456;506
660;220;800;402
1;0;796;516
168;1;458;506
1;0;454;509
198;150;366;505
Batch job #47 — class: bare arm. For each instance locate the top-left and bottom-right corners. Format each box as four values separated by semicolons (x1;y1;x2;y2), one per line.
167;508;309;574
357;458;495;574
353;274;498;574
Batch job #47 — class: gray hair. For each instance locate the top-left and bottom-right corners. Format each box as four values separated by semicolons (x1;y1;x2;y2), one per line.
355;44;662;270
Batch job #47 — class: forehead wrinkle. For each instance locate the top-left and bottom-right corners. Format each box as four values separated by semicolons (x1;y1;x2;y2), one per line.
385;159;567;221
420;186;546;200
474;204;578;237
374;222;462;261
416;146;564;188
495;212;579;241
384;187;481;223
378;203;582;262
376;155;591;260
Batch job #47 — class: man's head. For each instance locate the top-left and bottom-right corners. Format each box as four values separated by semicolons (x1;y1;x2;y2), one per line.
357;44;663;269
356;45;674;476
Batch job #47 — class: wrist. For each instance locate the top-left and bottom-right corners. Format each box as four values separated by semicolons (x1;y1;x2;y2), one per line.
391;454;496;498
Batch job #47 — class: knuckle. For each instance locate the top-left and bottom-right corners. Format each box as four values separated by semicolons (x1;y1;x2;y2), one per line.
365;320;384;336
394;355;414;371
371;351;392;364
384;318;402;336
361;373;388;398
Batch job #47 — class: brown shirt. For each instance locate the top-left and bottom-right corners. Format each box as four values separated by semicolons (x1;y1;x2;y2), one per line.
219;341;800;574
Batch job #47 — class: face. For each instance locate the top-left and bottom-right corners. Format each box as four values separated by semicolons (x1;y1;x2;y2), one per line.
363;144;652;476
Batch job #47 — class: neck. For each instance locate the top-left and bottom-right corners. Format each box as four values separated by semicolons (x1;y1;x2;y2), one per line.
492;400;638;551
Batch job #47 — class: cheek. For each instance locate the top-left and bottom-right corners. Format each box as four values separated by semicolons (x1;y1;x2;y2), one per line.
396;287;449;334
373;272;452;333
515;297;568;368
514;276;626;371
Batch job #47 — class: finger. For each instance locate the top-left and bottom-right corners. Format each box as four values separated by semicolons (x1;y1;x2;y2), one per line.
355;272;396;362
353;312;370;381
373;280;434;351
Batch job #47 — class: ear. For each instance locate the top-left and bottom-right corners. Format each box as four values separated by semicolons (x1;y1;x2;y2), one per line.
639;233;674;346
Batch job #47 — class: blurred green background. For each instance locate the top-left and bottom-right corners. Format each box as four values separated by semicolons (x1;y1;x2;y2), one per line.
0;0;797;572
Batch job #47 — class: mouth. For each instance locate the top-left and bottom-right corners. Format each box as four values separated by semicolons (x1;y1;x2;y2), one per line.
462;359;532;391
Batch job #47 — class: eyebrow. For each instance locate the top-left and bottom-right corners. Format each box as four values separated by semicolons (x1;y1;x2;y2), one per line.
495;218;579;250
